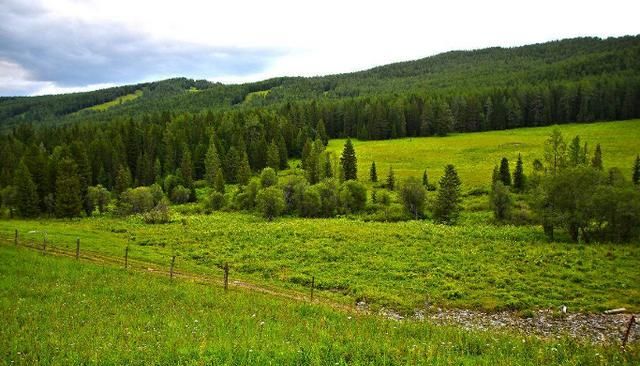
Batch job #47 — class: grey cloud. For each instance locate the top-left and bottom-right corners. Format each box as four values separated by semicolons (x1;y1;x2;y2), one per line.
0;1;281;95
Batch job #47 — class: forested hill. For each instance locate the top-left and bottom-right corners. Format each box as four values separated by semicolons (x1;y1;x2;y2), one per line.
1;35;639;132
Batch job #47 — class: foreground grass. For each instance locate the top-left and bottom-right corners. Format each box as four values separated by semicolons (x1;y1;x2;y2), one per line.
327;120;640;188
0;245;637;365
2;212;638;313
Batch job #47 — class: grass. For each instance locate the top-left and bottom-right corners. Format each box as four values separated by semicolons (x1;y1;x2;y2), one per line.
327;120;640;188
2;211;638;314
84;90;143;111
0;245;637;365
244;89;270;104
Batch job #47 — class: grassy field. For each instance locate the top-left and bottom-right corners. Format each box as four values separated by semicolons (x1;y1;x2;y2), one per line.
84;90;143;111
327;120;640;188
0;245;637;365
2;212;638;314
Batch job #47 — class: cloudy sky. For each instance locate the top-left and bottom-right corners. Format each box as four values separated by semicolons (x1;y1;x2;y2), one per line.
1;0;638;96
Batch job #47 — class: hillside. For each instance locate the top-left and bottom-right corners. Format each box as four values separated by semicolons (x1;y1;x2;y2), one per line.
1;35;639;131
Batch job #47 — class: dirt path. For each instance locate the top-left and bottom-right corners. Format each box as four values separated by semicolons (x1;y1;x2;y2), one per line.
2;237;636;345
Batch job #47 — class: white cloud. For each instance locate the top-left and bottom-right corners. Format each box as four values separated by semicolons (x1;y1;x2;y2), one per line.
2;0;639;94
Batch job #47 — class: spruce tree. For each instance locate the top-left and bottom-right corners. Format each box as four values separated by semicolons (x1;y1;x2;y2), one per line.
370;161;378;182
568;135;582;167
321;152;333;179
633;155;640;185
433;164;462;224
422;170;429;187
301;139;313;169
490;181;512;221
316;119;328;145
266;140;280;171
114;165;132;195
512;154;526;192
340;139;357;180
492;165;500;185
592;143;603;170
180;148;193;188
14;160;39;217
386;166;395;190
236;151;252;185
55;158;82;218
277;134;289;170
499;157;511;186
204;139;222;187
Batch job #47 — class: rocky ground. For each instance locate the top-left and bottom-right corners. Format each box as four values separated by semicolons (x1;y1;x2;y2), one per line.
373;304;639;344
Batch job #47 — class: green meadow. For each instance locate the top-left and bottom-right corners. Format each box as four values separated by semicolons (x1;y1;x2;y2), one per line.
84;90;143;111
327;120;640;188
2;211;638;313
1;245;637;365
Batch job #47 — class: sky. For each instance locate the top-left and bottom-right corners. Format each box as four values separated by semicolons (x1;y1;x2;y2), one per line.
1;0;639;96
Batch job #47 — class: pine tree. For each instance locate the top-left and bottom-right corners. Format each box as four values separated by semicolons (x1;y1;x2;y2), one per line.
266;140;280;171
340;138;357;180
204;139;222;187
236;151;252;185
386;166;395;190
433;164;462;224
55;158;82;218
512;154;526;192
592;143;603;170
321;152;333;179
499;157;511;186
422;170;429;187
14;160;39;217
370;161;378;182
633;155;640;185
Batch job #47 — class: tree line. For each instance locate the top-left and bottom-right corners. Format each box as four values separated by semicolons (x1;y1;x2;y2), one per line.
489;130;640;242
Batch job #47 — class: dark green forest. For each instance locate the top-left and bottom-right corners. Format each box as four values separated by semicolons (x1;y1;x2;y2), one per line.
1;36;640;241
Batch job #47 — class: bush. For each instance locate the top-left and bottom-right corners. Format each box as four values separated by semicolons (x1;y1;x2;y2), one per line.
163;174;182;196
234;178;260;210
170;185;191;204
282;176;308;214
118;187;154;215
400;177;426;219
204;191;226;213
256;186;285;220
260;168;278;188
87;185;111;214
339;180;367;214
315;178;339;217
142;199;171;224
300;186;322;217
149;183;165;205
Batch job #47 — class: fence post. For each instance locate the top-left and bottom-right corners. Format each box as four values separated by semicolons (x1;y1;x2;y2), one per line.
622;315;636;349
310;276;315;302
224;263;229;291
14;229;18;246
124;246;129;269
75;238;80;259
170;256;176;279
